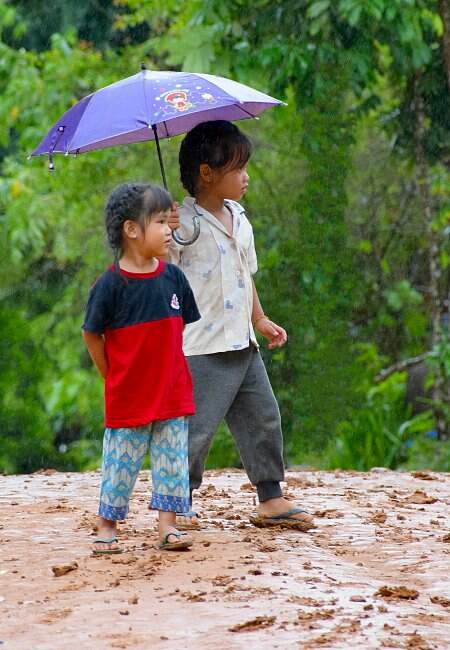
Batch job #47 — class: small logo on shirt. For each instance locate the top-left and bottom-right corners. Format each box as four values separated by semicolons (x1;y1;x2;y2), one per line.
171;293;180;309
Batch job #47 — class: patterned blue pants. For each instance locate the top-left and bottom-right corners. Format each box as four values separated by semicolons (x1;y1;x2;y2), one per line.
98;417;190;521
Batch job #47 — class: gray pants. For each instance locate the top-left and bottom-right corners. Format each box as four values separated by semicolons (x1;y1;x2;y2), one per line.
187;346;285;503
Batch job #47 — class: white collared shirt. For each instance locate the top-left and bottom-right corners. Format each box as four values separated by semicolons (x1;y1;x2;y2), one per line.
168;197;258;356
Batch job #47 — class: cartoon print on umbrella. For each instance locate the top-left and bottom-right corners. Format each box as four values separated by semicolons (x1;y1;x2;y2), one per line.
162;90;194;112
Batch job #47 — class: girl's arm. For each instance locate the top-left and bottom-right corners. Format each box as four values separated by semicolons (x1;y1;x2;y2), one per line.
82;331;108;379
251;278;288;349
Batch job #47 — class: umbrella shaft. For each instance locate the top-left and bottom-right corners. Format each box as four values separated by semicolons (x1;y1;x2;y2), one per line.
151;124;168;191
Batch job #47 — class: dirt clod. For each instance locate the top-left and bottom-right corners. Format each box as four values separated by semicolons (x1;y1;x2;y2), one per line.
411;471;435;481
229;615;276;632
430;595;450;607
402;490;437;505
51;562;78;577
370;511;387;524
375;586;419;600
2;468;450;648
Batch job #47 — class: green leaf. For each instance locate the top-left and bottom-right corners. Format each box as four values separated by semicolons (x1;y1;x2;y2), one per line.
357;239;372;254
307;0;330;20
347;6;362;27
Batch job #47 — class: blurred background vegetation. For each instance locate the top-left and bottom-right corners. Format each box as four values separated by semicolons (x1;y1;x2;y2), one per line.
2;0;450;475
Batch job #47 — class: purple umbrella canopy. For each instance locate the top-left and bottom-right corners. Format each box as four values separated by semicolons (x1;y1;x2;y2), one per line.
31;68;283;157
31;68;283;244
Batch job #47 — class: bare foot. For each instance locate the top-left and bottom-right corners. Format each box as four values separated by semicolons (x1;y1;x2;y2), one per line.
257;497;314;525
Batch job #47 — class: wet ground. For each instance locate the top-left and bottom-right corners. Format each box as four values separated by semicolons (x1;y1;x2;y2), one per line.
1;468;450;649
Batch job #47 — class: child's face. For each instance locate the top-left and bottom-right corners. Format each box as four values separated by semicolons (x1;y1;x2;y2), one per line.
126;209;172;258
210;164;249;201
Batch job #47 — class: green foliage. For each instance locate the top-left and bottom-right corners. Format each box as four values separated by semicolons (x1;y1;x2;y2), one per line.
1;0;450;475
425;338;450;428
0;25;171;473
400;435;450;472
6;0;149;51
326;372;434;470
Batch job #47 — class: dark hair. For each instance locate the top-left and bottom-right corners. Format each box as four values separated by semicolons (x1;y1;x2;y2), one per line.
105;182;172;270
179;120;252;196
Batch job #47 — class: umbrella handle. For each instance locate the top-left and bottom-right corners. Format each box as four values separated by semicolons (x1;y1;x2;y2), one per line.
172;214;201;246
150;123;200;245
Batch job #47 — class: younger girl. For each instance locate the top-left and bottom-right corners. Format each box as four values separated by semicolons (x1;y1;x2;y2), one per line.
82;182;200;553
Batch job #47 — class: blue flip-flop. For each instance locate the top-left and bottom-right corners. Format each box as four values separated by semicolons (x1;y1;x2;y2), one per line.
92;536;122;555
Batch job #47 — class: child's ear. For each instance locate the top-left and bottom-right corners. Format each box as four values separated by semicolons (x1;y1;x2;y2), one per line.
199;163;213;184
123;219;138;239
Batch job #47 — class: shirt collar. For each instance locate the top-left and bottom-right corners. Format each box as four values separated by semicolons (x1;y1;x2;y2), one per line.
182;197;245;238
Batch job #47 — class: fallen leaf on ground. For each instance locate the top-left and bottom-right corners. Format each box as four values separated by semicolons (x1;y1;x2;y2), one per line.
375;586;419;600
229;615;276;632
51;562;78;577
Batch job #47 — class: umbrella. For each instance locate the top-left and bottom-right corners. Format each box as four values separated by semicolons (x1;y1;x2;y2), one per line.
31;66;283;244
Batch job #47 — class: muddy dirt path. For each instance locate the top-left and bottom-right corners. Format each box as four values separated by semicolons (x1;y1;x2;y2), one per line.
1;468;450;649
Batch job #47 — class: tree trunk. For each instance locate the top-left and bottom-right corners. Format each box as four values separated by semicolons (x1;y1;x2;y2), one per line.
439;0;450;92
413;70;447;438
438;0;450;415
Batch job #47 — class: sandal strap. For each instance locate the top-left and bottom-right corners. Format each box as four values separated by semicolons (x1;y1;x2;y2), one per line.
94;537;118;544
269;508;308;519
162;531;186;544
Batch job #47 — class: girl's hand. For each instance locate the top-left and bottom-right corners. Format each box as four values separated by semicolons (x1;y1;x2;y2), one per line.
168;202;180;231
254;318;288;349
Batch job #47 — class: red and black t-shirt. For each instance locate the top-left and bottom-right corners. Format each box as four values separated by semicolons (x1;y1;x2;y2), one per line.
82;260;201;428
